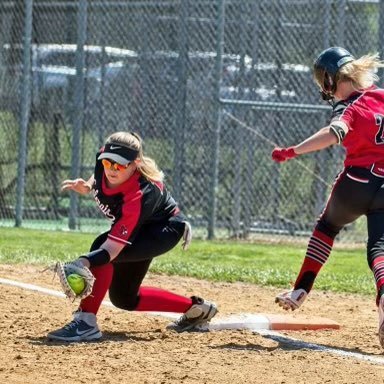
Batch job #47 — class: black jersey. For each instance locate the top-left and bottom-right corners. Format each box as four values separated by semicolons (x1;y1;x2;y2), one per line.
91;154;180;245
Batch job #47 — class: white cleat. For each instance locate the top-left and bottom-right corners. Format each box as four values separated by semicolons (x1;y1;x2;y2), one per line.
167;296;218;332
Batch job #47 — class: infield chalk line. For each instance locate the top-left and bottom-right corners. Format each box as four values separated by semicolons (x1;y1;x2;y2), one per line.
256;330;384;365
2;276;384;366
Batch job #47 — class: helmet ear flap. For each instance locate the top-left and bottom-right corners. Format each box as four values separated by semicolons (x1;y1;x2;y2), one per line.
319;71;336;101
323;72;333;92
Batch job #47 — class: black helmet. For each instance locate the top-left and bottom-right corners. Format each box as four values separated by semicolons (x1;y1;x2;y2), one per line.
314;47;354;100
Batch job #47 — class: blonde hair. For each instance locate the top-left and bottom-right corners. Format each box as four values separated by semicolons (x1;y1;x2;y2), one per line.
105;131;164;182
338;53;384;90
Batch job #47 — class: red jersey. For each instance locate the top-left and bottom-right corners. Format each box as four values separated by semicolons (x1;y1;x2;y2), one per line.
331;87;384;167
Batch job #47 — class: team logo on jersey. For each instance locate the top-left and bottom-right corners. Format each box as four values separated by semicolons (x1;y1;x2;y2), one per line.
119;225;128;237
92;189;116;222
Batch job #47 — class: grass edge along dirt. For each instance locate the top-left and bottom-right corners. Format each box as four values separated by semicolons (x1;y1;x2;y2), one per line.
0;227;374;295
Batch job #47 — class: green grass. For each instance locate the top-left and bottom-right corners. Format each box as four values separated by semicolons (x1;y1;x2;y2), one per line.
0;227;374;296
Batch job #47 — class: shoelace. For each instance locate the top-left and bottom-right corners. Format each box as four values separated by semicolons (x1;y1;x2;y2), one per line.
63;319;82;330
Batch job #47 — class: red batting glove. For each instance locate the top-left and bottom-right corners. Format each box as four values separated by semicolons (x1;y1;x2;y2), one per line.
271;147;297;163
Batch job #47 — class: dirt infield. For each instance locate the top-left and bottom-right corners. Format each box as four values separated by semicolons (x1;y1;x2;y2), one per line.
1;264;384;384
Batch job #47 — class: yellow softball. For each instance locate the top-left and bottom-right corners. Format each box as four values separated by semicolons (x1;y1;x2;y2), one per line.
67;273;86;295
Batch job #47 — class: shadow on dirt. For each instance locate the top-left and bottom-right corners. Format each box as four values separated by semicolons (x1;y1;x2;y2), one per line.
25;330;167;346
212;332;384;363
211;342;277;352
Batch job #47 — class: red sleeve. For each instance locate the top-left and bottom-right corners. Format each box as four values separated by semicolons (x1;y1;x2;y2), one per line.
107;190;143;245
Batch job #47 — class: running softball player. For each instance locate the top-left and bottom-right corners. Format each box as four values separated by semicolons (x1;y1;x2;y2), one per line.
48;131;217;342
271;47;384;348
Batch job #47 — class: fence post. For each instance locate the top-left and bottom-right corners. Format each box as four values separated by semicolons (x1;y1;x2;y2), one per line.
15;0;33;227
173;0;189;203
69;0;87;230
322;0;331;47
379;0;384;85
231;2;247;238
207;0;225;240
336;0;346;46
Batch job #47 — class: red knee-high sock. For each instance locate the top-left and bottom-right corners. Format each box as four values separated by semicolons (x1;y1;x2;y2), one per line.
294;229;334;293
80;263;114;315
135;286;193;313
372;256;384;304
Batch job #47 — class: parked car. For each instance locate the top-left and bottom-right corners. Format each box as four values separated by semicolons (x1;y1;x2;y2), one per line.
0;43;314;134
0;43;138;123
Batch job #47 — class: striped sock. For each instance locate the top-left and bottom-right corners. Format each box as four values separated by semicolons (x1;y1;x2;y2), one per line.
372;256;384;305
294;229;334;292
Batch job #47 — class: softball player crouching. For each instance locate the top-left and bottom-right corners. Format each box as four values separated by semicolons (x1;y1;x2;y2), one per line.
48;131;217;342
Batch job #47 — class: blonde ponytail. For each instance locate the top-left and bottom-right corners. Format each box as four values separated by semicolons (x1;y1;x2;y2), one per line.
339;53;384;90
137;155;164;182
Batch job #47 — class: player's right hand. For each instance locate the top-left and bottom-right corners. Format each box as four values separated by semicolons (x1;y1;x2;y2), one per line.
271;147;297;163
61;178;92;195
275;288;308;311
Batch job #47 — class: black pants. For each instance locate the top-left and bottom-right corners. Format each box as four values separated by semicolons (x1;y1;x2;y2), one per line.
90;215;186;310
316;166;384;277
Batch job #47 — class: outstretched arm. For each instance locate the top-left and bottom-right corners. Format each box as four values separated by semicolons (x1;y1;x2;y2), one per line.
293;126;339;155
272;122;348;162
293;126;338;155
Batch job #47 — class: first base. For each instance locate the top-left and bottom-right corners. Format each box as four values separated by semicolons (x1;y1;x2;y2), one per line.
207;313;340;331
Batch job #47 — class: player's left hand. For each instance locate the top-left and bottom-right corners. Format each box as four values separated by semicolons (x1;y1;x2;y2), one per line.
55;260;95;300
271;147;297;163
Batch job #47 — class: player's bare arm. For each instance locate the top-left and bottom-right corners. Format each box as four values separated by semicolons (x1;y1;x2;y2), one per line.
293;124;347;155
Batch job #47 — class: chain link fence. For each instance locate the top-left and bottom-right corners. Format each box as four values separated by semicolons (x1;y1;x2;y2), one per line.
0;0;383;243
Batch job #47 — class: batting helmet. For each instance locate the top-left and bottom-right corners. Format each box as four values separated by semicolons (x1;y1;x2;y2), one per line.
313;47;354;100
